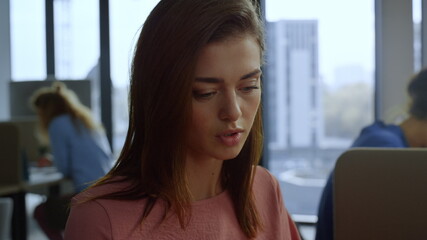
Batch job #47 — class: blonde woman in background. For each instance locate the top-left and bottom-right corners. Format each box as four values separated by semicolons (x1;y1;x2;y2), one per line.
31;82;113;240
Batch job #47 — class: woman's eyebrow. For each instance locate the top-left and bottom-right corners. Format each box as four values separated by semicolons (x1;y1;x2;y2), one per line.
240;69;262;80
194;77;222;83
194;69;262;83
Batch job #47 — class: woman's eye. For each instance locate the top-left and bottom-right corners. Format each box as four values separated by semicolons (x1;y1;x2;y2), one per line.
240;86;259;93
193;91;216;100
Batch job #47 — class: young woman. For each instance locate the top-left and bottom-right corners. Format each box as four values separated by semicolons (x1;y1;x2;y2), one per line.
31;82;113;240
65;0;300;239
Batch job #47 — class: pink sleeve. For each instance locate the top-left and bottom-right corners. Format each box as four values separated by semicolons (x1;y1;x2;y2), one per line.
64;200;112;240
285;209;302;240
267;168;301;240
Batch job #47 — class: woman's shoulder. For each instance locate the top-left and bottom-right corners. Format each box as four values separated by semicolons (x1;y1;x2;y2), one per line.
72;178;130;203
66;179;134;239
252;166;301;239
253;165;277;184
252;165;281;195
353;121;406;147
66;178;165;239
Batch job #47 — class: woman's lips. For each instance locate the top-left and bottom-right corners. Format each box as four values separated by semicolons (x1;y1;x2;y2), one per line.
217;130;243;146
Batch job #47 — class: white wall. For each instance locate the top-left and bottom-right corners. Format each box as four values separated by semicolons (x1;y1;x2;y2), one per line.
0;0;11;120
423;0;427;67
376;0;414;122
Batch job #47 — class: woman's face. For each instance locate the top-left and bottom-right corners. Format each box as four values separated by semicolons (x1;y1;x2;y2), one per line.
187;36;261;162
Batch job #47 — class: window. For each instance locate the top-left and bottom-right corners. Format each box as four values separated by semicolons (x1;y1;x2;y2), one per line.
413;0;422;71
110;0;160;154
10;0;46;80
54;0;99;80
52;0;101;123
265;0;375;218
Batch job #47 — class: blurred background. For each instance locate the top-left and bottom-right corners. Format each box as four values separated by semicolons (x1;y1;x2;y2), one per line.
0;0;425;239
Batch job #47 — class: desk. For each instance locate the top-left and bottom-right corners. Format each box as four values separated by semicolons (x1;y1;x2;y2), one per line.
0;167;70;240
25;167;66;195
0;184;21;196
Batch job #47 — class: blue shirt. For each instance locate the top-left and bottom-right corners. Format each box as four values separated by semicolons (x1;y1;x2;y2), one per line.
315;121;409;240
48;114;113;192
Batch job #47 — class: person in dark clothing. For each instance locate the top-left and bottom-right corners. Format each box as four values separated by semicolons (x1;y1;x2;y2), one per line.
315;67;427;240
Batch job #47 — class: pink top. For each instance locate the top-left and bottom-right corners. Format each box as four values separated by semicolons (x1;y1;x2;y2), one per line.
64;166;301;240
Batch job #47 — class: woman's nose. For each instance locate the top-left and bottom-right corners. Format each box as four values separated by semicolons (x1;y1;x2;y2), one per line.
219;93;242;122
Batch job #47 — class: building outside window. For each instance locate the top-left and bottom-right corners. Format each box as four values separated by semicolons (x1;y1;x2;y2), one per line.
265;0;375;219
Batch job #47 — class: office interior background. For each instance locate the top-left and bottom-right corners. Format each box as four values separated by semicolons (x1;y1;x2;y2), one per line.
0;0;426;239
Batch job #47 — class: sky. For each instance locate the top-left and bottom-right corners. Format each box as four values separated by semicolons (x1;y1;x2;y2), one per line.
266;0;375;85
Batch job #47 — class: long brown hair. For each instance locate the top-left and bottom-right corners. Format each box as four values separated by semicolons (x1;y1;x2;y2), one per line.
91;0;265;237
30;82;98;138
